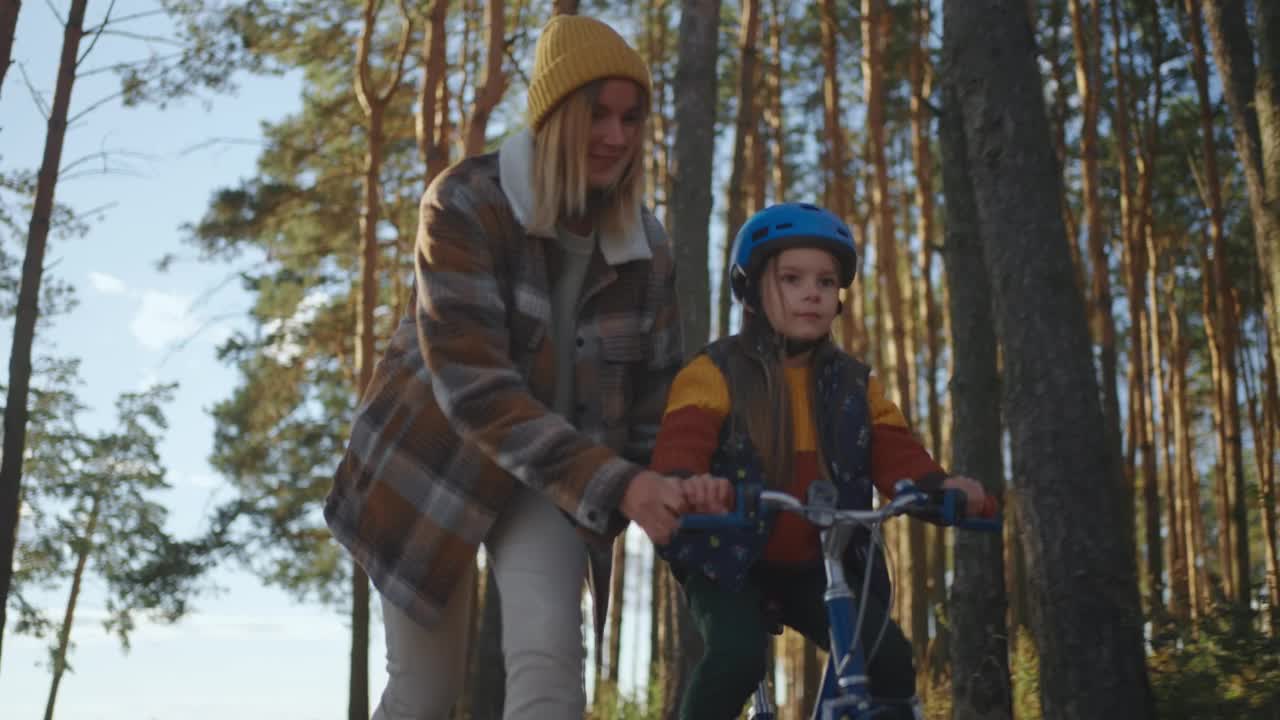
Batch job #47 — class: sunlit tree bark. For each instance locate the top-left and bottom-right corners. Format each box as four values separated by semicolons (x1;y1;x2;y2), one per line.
717;0;760;338
0;0;89;666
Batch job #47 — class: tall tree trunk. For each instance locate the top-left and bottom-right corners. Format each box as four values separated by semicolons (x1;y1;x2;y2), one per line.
911;0;949;681
605;534;627;685
352;5;412;718
0;0;87;665
643;0;673;216
939;77;1012;720
1243;333;1280;634
1143;229;1168;613
416;0;449;186
1182;0;1244;617
717;0;760;338
1041;0;1086;298
864;0;923;657
821;0;862;356
766;0;787;202
463;0;507;156
649;547;663;697
671;0;721;353
942;1;1154;716
1169;296;1209;620
0;0;19;99
1068;6;1128;589
1202;0;1280;445
44;489;101;720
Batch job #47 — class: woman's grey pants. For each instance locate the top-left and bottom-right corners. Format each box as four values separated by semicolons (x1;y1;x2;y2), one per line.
371;487;589;720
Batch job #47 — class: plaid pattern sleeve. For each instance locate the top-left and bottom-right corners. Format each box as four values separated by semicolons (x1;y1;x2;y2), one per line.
414;172;636;533
867;374;946;497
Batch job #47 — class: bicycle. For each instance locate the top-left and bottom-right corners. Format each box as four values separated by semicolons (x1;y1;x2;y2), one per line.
679;478;1001;720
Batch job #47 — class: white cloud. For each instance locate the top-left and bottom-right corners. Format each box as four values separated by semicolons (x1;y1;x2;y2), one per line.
130;291;199;351
89;271;128;295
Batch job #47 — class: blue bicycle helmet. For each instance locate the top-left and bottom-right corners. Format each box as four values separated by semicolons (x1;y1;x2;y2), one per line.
729;202;858;303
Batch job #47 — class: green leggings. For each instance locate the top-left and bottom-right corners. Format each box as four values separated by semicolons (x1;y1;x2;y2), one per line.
679;565;917;720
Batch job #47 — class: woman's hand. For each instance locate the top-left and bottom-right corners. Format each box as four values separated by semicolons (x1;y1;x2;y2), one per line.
620;470;688;545
942;475;989;517
682;473;734;514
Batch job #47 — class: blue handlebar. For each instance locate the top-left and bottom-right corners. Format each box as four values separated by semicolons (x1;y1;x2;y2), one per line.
677;482;1002;532
679;481;759;529
938;488;1002;532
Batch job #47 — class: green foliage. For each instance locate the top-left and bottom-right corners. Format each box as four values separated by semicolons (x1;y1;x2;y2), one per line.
1150;610;1280;720
10;366;210;658
175;0;423;606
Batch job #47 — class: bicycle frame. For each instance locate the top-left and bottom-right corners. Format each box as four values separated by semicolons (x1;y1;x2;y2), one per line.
680;479;999;720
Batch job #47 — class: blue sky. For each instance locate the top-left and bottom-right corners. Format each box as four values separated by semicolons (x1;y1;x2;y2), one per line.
0;5;665;718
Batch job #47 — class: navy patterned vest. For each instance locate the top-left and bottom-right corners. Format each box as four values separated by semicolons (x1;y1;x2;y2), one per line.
661;334;891;603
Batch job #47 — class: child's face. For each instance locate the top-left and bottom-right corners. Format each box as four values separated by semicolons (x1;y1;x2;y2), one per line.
760;247;841;343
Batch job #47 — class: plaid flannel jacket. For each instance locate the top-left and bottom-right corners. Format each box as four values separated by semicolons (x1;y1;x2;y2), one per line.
325;147;682;627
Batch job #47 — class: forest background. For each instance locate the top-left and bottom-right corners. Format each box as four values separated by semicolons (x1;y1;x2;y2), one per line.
0;0;1278;719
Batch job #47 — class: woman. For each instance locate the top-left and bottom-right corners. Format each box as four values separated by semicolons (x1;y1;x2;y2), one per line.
325;15;689;720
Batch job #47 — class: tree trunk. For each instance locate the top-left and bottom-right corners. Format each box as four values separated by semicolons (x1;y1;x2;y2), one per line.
606;533;627;685
1068;6;1128;586
351;4;411;717
553;0;578;15
821;0;862;357
463;0;507;156
939;76;1012;720
1242;332;1280;634
1202;0;1280;446
910;1;948;681
643;0;673;217
44;489;101;720
766;0;787;201
670;0;721;353
941;1;1154;716
1186;8;1240;568
0;0;19;99
0;0;87;665
1169;298;1208;620
416;0;449;186
1142;228;1167;614
717;0;760;338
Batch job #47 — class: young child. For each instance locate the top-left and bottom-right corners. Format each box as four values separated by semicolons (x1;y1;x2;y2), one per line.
652;202;992;720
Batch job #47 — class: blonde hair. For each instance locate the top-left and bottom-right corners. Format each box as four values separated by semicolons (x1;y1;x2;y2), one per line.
529;79;648;239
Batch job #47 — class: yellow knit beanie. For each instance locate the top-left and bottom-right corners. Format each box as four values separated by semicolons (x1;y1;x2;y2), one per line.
527;15;652;129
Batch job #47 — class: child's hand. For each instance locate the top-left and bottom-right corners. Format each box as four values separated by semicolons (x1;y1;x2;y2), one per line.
942;475;991;517
683;474;734;514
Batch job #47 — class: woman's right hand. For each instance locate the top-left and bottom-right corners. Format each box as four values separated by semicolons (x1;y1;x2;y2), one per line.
620;470;688;545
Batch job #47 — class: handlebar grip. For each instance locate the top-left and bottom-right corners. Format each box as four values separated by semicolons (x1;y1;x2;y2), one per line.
938;488;1002;531
678;480;761;530
679;512;751;529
